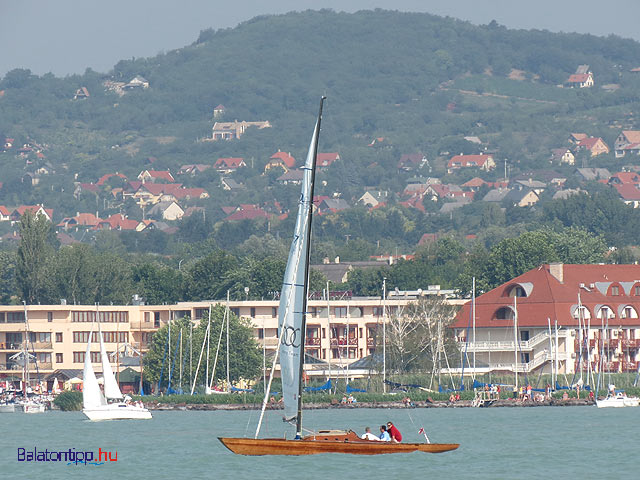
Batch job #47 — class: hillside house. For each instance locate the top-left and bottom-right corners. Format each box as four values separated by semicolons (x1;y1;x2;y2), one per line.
574;168;611;182
505;189;539;207
220;178;244;191
57;213;102;232
98;214;142;231
224;204;270;221
214;157;246;173
568;133;588;144
397;153;427;171
358;190;389;208
513;178;546;195
613;184;640;208
550;148;575;165
96;172;128;186
211;120;271;141
482;188;510;203
177;164;210;176
614;131;640;158
608;172;640;187
276;169;303;185
213;104;226;119
0;206;11;222
73;87;90;100
566;65;594;88
575;137;609;157
124;76;149;90
316;198;350;215
317;153;340;169
265;151;295;173
3;138;14;150
147;201;184;221
10;205;53;224
138;170;175;183
447;154;495;173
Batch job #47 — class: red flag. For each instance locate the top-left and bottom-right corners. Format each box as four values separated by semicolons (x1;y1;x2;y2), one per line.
418;427;424;434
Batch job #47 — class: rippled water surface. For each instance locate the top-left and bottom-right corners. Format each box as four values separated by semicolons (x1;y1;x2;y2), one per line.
2;405;636;479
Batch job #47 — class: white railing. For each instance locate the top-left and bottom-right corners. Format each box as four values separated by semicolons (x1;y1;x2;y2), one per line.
461;329;568;352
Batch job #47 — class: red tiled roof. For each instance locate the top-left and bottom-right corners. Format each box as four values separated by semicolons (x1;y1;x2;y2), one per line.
568;73;591;83
452;264;640;330
577;137;605;150
609;172;640;185
614;184;640;201
270;151;296;169
214;157;245;169
96;172;128;186
462;177;486;188
317;153;339;168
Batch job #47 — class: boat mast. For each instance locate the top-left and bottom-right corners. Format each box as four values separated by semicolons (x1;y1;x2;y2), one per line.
226;290;230;392
382;277;387;393
295;96;325;438
513;296;518;392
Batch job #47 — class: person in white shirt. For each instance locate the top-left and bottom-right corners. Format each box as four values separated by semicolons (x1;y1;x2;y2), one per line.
361;426;381;441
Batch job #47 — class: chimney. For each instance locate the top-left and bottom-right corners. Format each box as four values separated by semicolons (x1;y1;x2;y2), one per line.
549;263;564;283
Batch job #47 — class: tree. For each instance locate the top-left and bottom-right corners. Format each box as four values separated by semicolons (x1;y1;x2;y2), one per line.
16;211;57;304
382;297;459;377
143;306;261;389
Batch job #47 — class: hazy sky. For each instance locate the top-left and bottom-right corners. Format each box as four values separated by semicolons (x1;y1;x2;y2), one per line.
2;0;639;77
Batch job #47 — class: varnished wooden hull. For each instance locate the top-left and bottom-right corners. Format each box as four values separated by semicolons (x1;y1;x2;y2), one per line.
218;437;459;456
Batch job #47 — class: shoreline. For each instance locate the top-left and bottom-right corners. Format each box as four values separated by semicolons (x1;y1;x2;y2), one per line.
143;398;595;411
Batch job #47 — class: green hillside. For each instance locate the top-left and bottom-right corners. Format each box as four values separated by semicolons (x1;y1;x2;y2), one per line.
1;9;640;250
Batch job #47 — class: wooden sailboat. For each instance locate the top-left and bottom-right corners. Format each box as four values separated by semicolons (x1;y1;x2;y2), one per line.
218;97;459;456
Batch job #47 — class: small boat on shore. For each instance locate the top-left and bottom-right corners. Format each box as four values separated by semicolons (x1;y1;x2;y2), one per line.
596;386;639;408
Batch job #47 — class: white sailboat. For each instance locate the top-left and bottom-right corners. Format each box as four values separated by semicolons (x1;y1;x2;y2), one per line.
82;314;152;421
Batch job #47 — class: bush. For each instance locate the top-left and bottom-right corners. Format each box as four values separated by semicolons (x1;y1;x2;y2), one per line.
53;391;83;411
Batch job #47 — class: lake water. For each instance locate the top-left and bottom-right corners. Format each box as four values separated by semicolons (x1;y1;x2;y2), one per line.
2;405;636;478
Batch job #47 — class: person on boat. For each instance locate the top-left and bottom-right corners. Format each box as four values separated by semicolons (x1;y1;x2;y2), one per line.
386;422;402;443
379;425;391;442
361;427;380;441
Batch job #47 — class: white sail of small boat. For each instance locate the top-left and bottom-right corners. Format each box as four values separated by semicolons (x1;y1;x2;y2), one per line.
82;307;152;421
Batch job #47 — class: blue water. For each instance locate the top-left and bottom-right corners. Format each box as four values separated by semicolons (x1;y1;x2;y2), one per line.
2;406;636;479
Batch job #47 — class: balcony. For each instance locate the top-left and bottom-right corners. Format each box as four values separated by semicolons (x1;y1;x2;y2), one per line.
330;337;358;346
366;337;376;347
130;321;156;330
601;361;620;373
621;339;640;350
622;361;638;372
305;337;321;346
0;342;22;351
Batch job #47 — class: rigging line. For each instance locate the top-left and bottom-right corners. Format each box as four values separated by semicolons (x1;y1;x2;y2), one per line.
208;305;226;389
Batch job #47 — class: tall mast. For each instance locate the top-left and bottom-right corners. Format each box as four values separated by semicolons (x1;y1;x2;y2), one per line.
226;290;230;392
295;96;325;438
513;296;518;392
382;277;387;393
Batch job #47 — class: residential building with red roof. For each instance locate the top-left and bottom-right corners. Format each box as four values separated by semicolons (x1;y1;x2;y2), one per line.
214;157;246;173
98;214;142;231
96;172;128;186
10;205;53;224
138;170;175;183
316;153;340;169
0;206;11;222
265;150;296;172
566;71;594;88
451;263;640;376
447;154;495;173
57;213;102;231
613;184;640;208
608;172;640;186
211;120;271;141
224;204;270;221
575;137;609;157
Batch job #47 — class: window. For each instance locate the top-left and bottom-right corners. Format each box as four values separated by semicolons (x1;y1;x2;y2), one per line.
250;307;256;318
373;307;384;317
230;308;240;317
7;312;25;323
7;332;22;345
73;332;91;343
47;312;53;322
38;353;51;363
0;312;4;322
144;312;151;323
154;312;161;328
56;353;63;363
257;329;264;339
611;286;620;296
272;307;278;317
56;332;63;343
73;352;85;363
334;307;347;318
635;286;640;296
72;311;128;323
194;308;209;320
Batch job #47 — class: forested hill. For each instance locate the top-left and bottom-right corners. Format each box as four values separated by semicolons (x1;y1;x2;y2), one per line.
1;9;640;253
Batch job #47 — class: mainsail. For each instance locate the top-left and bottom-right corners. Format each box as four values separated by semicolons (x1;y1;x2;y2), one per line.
279;98;324;423
98;322;124;400
83;326;106;409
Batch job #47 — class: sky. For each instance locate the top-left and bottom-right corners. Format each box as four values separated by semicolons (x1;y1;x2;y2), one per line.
1;0;640;78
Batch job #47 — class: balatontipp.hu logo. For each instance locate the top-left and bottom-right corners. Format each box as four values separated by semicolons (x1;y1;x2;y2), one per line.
18;447;118;466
